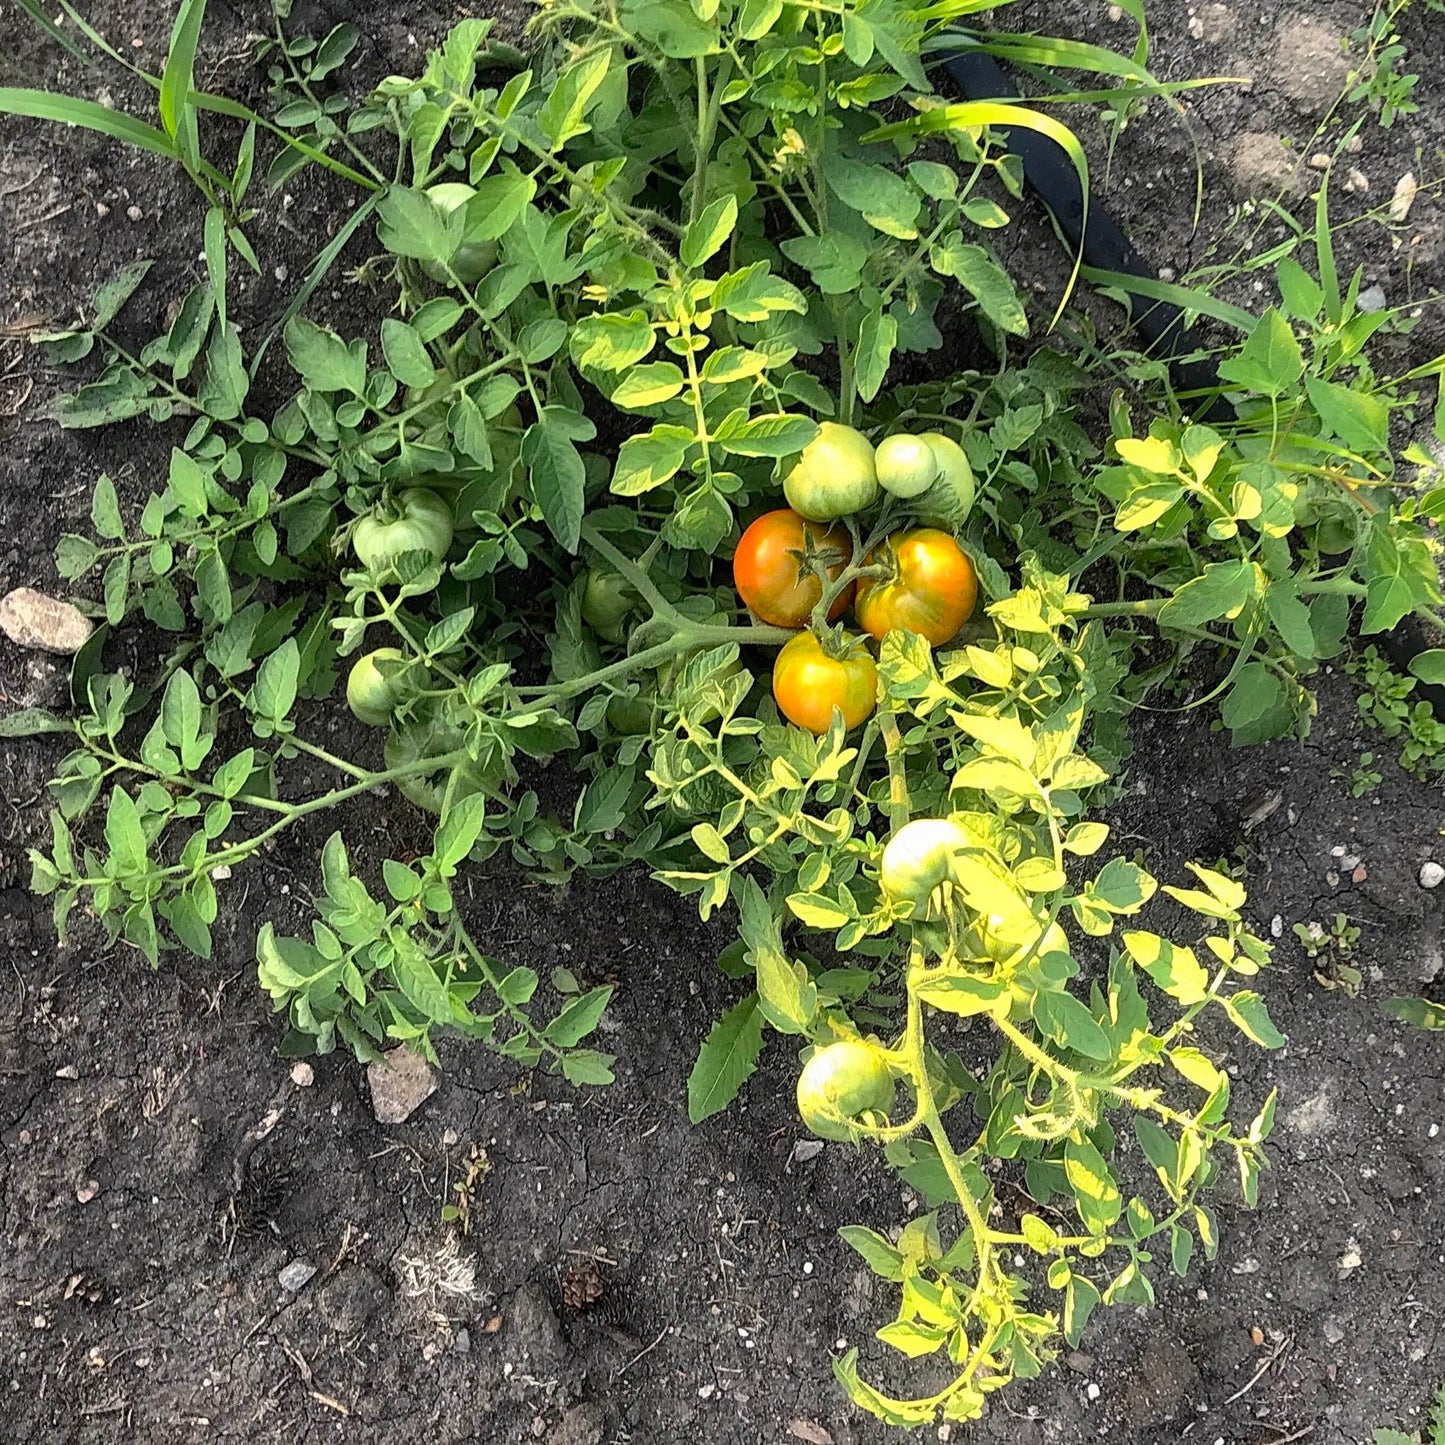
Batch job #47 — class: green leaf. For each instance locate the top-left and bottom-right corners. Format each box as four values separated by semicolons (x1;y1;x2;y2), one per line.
611;424;692;496
931;241;1028;336
561;1049;616;1085
284;316;366;395
91;259;154;331
687;994;764;1123
1305;376;1389;454
1408;649;1445;686
160;669;206;768
1217;309;1303;397
913;972;1005;1017
1222;990;1286;1049
524;408;594;552
779;232;869;294
435;793;486;869
1121;931;1210;1005
536;49;611;149
1033;989;1113;1061
380;318;435;388
159;0;207;143
252;638;300;722
839;1225;904;1281
786;893;849;930
680;193;738;268
545;985;614;1046
391;941;454;1023
91;474;124;540
0;88;181;167
825;156;920;239
853;308;896;403
1064;1135;1121;1232
1087;858;1156;914
611;362;686;409
1265;582;1317;658
1157;560;1259;629
103;786;148;875
1220;661;1286;738
376;185;462;266
711;412;817;458
0;708;72;737
711;262;807;322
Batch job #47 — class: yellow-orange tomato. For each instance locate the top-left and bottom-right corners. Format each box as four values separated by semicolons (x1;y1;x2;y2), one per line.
771;631;877;734
733;509;853;628
855;529;978;647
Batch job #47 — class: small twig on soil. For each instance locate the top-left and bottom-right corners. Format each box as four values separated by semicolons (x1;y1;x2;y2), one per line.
611;1319;673;1382
1223;1334;1291;1406
1265;1426;1313;1444
15;204;72;234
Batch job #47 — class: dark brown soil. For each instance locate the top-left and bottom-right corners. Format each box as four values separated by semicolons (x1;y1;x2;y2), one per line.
2;4;1443;1444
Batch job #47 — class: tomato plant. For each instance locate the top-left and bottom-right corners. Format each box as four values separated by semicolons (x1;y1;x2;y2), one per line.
855;529;979;646
732;509;853;628
12;0;1444;1427
772;631;878;734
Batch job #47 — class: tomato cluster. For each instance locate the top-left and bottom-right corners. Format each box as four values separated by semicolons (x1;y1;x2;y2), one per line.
733;425;980;736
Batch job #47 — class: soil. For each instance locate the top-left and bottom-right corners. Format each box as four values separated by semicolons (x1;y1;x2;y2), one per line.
2;3;1444;1444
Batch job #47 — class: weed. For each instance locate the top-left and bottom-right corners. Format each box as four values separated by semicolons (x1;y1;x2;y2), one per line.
1332;750;1382;796
1348;0;1421;129
1349;647;1445;778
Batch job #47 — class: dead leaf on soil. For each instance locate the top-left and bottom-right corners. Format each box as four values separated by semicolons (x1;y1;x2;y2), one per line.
367;1046;438;1124
788;1421;834;1445
0;587;93;654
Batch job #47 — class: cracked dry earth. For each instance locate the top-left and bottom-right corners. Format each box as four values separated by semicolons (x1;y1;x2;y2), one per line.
3;1;1445;1443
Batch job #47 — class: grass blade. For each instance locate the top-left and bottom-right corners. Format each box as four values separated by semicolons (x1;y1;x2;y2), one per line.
1314;175;1341;325
1079;267;1257;332
248;192;379;377
867;99;1088;326
13;0;95;66
0;87;178;161
160;0;208;145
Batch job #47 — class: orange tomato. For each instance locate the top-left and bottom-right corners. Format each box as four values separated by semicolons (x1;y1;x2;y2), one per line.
771;631;877;734
732;510;854;629
855;529;978;647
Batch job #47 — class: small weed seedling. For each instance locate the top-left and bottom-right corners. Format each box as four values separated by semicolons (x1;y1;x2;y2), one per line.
1349;648;1445;779
1348;0;1421;128
1294;914;1364;995
1332;751;1382;797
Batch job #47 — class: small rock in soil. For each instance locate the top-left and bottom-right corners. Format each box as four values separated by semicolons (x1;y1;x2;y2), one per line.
1226;133;1307;200
1271;18;1353;113
0;588;93;654
1193;4;1237;44
506;1284;567;1370
1391;172;1419;224
289;1061;315;1087
278;1259;317;1292
76;1180;100;1204
367;1046;438;1123
1323;1317;1346;1345
546;1403;604;1445
1419;861;1443;889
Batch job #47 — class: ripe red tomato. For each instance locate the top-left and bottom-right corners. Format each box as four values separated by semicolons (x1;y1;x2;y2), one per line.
733;510;854;629
855;528;978;647
771;631;877;734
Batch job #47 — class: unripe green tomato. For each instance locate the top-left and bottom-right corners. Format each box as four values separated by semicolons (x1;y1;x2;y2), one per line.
880;818;973;916
796;1040;895;1141
915;432;977;528
346;647;408;727
978;915;1070;967
352;487;454;583
422;183;499;285
783;422;879;521
875;434;941;499
606;691;653;735
581;569;639;645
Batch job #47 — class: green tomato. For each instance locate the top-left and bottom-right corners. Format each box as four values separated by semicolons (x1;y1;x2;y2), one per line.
875;434;941;499
606;689;654;735
581;569;639;644
783;422;879;521
796;1040;895;1142
346;647;409;727
880;818;973;917
352;488;454;583
422;183;500;285
915;432;977;528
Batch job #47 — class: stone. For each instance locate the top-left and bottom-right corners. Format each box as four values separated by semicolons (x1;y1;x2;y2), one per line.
1195;4;1237;44
1272;18;1353;114
289;1061;315;1087
278;1259;317;1292
1419;861;1444;889
367;1046;438;1124
0;588;94;653
1226;133;1308;200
